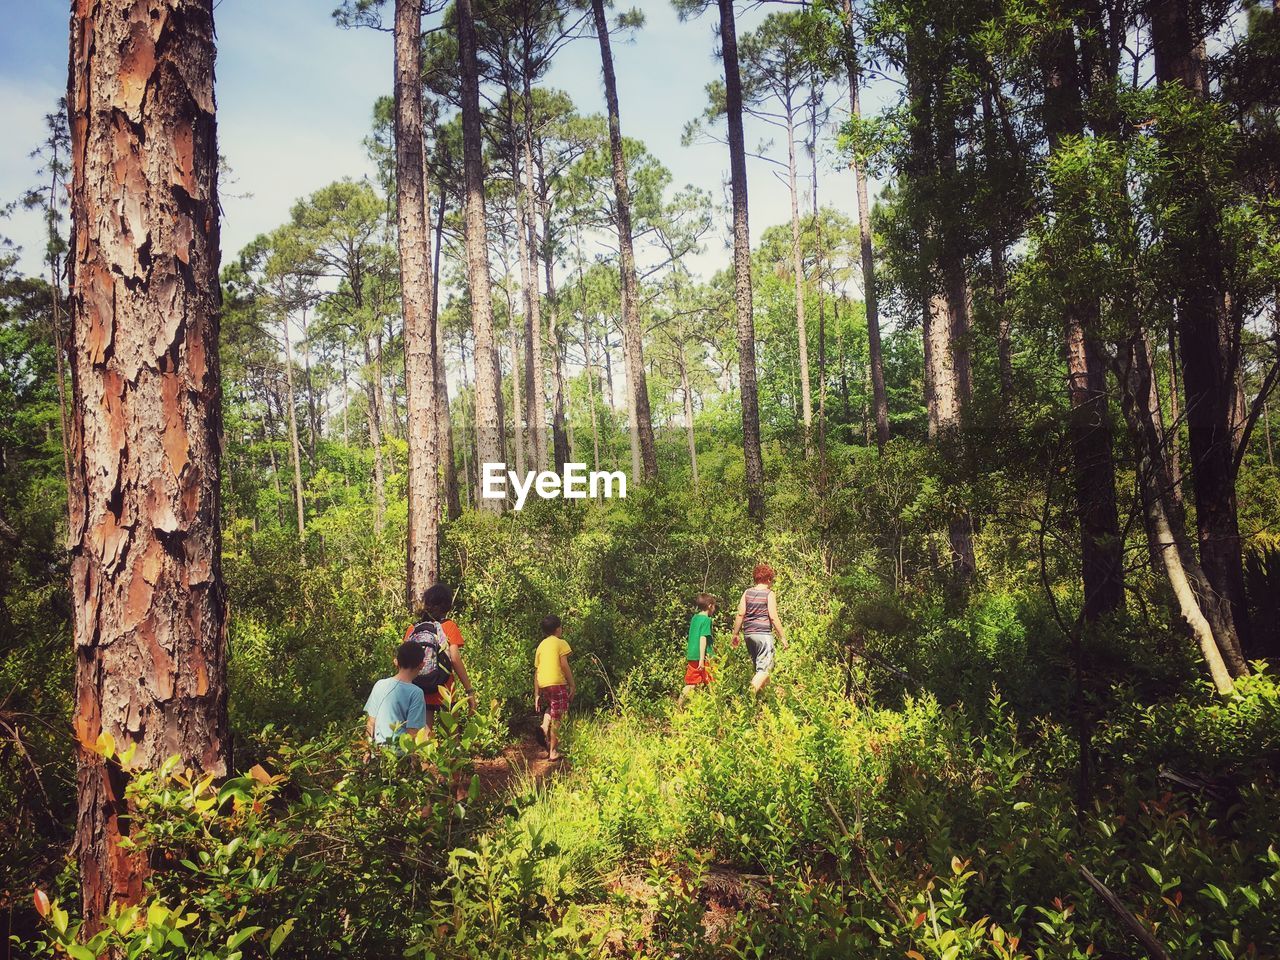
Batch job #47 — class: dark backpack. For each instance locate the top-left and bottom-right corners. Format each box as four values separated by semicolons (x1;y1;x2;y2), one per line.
408;619;454;694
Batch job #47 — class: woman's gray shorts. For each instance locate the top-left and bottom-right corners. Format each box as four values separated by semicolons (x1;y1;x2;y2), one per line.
744;633;775;674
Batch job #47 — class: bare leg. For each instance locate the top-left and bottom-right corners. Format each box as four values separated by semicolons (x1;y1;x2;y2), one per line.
547;716;561;761
751;671;770;694
540;711;552;756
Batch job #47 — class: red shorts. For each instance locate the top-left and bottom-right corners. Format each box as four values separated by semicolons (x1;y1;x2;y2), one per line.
541;684;570;719
684;660;714;686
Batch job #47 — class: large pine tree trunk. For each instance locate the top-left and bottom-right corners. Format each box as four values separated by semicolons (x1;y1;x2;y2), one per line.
431;184;462;521
521;74;549;471
841;0;888;449
591;0;657;482
458;0;504;508
718;0;766;520
395;0;439;603
1042;22;1126;621
67;0;227;927
915;44;974;580
1148;0;1250;670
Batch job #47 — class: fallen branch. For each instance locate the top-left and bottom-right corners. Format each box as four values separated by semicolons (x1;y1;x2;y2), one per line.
823;795;912;927
1067;854;1172;960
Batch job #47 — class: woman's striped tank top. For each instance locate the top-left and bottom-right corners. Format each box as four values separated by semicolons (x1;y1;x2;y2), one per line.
743;587;772;635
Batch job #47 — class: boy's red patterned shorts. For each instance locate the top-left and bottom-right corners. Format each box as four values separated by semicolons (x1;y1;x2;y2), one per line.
684;660;714;686
542;684;570;719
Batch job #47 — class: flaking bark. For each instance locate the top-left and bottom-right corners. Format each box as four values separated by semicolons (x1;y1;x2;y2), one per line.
67;0;227;927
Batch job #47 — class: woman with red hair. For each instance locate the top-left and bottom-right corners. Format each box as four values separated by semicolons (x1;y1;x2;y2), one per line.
730;563;788;693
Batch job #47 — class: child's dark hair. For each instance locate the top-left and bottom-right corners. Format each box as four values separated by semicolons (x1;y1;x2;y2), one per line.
418;583;454;619
695;593;717;611
396;640;426;669
540;614;562;636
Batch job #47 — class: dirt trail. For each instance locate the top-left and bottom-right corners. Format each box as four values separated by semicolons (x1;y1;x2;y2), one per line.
472;734;566;798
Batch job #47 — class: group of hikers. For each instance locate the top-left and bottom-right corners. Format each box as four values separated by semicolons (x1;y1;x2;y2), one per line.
363;564;787;762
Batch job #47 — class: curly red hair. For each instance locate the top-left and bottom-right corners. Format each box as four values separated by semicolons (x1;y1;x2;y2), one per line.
752;563;775;585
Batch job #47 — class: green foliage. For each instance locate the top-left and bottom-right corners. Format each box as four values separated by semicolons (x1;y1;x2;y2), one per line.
27;701;486;959
421;674;1280;958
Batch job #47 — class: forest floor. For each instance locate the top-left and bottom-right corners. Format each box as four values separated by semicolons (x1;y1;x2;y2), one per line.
471;730;566;797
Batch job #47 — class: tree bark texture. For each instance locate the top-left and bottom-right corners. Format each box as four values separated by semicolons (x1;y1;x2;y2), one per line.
280;313;306;545
67;0;228;927
719;0;766;520
592;0;657;482
395;0;440;603
1116;335;1235;693
1148;0;1250;668
520;74;548;471
1042;21;1126;621
840;0;888;449
431;180;462;521
784;104;813;457
543;244;571;470
458;0;504;508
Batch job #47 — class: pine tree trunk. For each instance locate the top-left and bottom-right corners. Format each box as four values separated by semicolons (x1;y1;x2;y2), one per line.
67;0;227;927
296;307;318;457
622;330;640;479
521;73;549;470
591;0;657;482
810;135;828;464
457;0;503;507
718;0;766;520
281;313;306;545
509;112;539;471
431;184;461;521
603;335;615;409
544;245;571;470
981;88;1014;404
1042;21;1125;621
841;0;888;449
1116;334;1235;693
363;340;388;532
679;342;699;485
395;0;439;602
511;326;526;478
583;312;602;473
784;104;813;456
1168;321;1184;495
1148;0;1250;670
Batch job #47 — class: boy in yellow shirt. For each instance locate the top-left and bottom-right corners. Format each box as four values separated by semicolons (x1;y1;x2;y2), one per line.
533;614;574;761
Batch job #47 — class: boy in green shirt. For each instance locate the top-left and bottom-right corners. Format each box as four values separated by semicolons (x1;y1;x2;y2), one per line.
681;594;717;699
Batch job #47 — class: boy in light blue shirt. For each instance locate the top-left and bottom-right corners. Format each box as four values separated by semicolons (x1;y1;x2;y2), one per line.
364;640;428;744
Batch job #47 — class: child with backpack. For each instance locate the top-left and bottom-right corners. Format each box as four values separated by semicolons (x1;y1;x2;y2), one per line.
681;593;718;699
404;583;477;728
533;614;574;761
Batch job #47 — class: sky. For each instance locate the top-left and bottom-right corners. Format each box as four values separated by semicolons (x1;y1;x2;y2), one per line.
0;0;894;283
